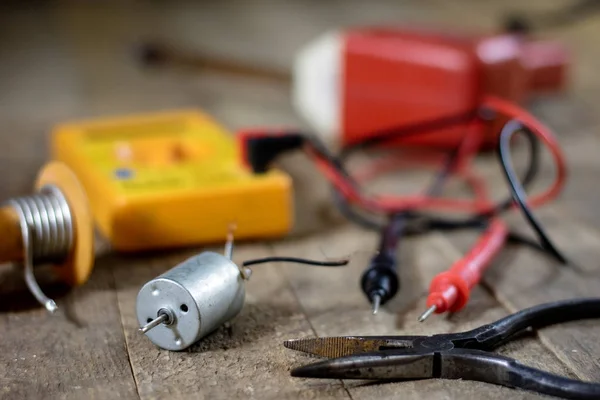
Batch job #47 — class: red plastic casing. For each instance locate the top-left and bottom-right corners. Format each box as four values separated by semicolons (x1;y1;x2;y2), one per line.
340;27;568;149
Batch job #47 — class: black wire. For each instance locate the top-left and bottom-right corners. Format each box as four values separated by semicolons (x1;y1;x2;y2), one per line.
242;256;349;267
497;119;568;264
330;120;541;233
419;121;541;229
326;114;568;258
339;111;476;158
373;147;462;272
308;107;566;262
507;232;550;254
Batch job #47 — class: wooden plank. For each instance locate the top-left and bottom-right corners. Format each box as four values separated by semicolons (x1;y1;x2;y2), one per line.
0;254;138;399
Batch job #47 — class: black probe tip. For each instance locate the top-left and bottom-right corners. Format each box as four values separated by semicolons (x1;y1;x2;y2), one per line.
361;255;400;313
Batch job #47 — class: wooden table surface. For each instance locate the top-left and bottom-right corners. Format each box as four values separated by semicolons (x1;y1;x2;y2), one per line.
1;1;600;399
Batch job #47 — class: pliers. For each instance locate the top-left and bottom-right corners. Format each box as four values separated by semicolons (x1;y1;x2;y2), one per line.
284;298;600;400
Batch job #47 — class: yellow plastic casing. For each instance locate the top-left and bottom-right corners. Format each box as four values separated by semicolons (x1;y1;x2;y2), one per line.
51;110;293;252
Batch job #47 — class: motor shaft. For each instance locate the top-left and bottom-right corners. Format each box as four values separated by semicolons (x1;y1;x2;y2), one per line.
140;313;169;334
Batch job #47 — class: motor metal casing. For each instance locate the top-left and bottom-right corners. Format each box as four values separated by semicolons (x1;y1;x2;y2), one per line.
136;251;245;351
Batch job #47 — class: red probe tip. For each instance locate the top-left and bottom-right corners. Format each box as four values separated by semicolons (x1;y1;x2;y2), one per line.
418;305;437;322
422;220;509;321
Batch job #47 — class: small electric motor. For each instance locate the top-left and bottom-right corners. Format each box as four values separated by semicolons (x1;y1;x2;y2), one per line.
136;237;249;351
137;232;347;351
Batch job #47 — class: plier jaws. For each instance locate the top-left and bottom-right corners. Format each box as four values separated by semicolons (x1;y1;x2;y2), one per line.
285;298;600;399
289;348;436;380
285;331;498;380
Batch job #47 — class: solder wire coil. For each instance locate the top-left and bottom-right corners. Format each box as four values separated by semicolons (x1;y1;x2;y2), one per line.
7;185;74;312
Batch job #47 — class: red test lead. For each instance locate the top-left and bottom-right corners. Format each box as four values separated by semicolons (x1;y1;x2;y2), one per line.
419;219;509;322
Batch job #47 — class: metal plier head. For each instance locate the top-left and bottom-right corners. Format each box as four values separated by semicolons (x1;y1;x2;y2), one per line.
284;298;600;400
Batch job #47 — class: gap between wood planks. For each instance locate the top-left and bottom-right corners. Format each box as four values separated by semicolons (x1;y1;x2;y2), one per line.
113;263;143;400
267;240;356;400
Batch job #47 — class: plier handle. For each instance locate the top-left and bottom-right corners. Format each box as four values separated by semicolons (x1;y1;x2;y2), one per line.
284;298;600;400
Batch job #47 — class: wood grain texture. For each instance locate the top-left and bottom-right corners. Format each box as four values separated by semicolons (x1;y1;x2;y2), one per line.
112;245;347;400
1;1;600;399
0;256;138;400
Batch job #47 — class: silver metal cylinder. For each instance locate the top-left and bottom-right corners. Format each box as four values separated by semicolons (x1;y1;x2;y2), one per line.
6;184;74;313
7;185;74;263
136;251;246;351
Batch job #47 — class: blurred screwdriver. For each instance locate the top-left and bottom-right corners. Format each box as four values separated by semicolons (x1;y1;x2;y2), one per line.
136;41;291;84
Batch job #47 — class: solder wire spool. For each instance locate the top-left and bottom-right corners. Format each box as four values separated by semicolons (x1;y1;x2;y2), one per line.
0;162;94;312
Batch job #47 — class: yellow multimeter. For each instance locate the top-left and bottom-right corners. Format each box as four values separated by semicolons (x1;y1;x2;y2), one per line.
52;110;293;252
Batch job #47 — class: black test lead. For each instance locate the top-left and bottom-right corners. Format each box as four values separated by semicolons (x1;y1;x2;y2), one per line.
360;147;458;315
361;213;405;314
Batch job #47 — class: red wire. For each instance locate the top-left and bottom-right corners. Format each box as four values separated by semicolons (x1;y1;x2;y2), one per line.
305;97;566;318
308;96;566;215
